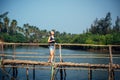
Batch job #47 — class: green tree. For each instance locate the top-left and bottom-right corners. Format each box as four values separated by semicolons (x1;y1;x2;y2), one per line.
113;16;120;32
103;12;112;34
10;19;17;35
112;32;120;44
3;17;9;32
16;26;24;34
89;12;112;35
89;18;98;34
0;22;3;32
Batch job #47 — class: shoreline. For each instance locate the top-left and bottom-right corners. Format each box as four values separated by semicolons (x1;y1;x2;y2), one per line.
87;49;120;54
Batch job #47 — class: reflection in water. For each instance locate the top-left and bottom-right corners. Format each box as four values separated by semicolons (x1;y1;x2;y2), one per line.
12;65;18;79
55;61;66;80
0;67;17;80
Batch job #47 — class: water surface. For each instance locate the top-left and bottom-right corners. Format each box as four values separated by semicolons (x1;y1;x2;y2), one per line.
0;46;120;80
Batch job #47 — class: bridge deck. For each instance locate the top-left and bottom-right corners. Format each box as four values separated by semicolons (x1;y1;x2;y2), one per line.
1;59;120;69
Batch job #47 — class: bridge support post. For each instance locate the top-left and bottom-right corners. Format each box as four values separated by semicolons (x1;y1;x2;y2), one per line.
26;64;29;80
59;44;62;62
108;46;114;80
108;64;114;80
1;43;5;79
13;44;16;60
1;43;4;64
88;67;92;80
51;63;56;80
33;65;35;80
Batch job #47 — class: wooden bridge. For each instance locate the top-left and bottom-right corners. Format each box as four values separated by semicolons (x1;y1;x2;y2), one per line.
0;43;120;80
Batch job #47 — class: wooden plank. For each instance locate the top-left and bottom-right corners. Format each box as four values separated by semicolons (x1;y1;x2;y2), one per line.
2;59;120;69
3;59;51;66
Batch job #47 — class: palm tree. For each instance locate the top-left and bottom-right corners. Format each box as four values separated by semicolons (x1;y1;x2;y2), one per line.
0;22;3;32
0;12;9;22
10;19;17;34
16;26;24;34
3;17;9;33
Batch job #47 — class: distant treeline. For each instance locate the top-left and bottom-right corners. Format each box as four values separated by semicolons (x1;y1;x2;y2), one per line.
0;12;120;46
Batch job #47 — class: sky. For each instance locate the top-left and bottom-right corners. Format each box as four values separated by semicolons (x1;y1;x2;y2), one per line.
0;0;120;34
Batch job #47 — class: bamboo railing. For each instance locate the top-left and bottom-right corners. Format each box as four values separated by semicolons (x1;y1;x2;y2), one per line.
0;42;120;80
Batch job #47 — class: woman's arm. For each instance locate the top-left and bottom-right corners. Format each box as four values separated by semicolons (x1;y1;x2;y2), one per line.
48;37;51;43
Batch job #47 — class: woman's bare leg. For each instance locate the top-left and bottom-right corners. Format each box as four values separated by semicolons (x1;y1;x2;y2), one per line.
50;50;54;62
48;54;51;62
48;50;54;62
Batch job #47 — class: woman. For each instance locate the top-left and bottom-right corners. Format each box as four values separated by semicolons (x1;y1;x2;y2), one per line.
48;30;55;63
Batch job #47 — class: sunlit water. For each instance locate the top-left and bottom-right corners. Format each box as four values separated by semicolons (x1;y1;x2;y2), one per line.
0;46;120;80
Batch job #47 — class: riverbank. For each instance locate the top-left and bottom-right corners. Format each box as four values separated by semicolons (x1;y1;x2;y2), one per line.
61;45;120;54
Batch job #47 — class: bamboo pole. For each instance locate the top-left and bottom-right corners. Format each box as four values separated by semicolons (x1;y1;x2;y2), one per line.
1;43;4;63
2;59;120;69
26;65;29;80
108;46;114;80
109;46;113;64
1;42;120;47
59;44;62;62
51;63;56;80
3;54;120;59
1;43;5;73
12;66;15;79
88;68;92;80
33;65;35;80
13;44;16;60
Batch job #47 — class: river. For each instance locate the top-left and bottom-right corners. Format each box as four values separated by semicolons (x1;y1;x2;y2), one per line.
0;46;120;80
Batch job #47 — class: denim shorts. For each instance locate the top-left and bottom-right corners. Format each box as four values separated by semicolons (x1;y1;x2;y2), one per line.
49;46;54;51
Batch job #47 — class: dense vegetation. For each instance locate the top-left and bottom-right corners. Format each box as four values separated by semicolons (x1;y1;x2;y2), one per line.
0;12;120;45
